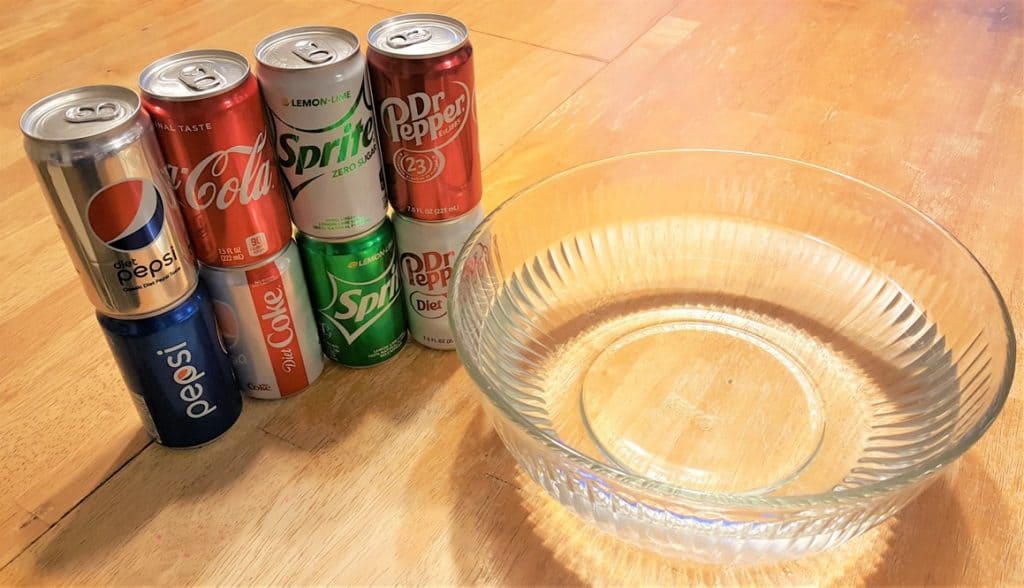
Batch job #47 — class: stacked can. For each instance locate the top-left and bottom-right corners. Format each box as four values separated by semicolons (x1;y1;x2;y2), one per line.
255;26;407;367
140;50;324;399
366;14;483;350
21;86;241;447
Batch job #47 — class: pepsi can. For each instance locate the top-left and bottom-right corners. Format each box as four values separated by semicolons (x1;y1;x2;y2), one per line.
97;284;242;448
21;85;198;318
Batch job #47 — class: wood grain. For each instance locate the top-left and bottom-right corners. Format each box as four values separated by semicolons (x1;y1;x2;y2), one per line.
1;0;1022;585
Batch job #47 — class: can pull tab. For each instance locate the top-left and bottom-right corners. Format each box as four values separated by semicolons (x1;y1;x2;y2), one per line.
386;27;432;49
63;102;122;123
292;40;334;64
178;63;223;91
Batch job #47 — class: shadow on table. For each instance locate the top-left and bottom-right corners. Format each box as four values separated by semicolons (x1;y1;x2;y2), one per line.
22;343;452;581
445;407;585;585
441;410;1004;585
866;454;1010;586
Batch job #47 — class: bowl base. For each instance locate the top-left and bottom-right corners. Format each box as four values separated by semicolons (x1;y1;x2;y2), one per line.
580;317;826;495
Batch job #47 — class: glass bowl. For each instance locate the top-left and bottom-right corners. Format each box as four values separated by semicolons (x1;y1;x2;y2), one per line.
449;150;1014;564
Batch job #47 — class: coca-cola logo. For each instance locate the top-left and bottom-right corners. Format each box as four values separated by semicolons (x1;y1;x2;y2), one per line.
168;131;275;211
379;82;472;183
259;286;297;373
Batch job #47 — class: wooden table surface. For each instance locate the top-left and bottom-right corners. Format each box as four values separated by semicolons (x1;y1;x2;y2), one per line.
1;0;1022;585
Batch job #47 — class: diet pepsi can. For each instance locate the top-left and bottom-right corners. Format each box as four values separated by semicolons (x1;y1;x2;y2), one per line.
394;205;482;349
20;85;197;317
202;240;324;399
97;284;242;448
255;26;389;240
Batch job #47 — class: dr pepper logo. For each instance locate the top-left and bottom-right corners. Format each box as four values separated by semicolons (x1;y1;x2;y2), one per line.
379;81;472;183
400;249;456;319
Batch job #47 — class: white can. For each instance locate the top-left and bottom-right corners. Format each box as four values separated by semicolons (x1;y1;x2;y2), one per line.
255;26;389;240
394;205;483;350
202;240;324;399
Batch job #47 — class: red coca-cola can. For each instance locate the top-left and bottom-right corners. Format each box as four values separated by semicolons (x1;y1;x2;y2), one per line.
140;50;292;267
367;14;481;221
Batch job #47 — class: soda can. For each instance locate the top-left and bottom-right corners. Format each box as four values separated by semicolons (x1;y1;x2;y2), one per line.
297;220;407;367
97;283;242;448
394;205;483;350
367;13;481;221
21;85;197;318
255;26;389;240
202;240;324;399
140;50;293;268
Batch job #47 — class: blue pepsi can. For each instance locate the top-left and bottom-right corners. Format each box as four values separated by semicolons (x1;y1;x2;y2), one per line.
97;284;242;448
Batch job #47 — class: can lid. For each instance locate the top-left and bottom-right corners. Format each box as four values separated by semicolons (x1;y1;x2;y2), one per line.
367;13;468;59
139;50;250;101
255;26;360;71
20;85;141;142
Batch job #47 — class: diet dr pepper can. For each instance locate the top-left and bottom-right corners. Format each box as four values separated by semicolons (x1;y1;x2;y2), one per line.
367;13;481;221
395;204;482;350
20;85;197;317
140;50;292;268
255;26;388;240
202;240;324;399
297;220;407;368
97;284;242;448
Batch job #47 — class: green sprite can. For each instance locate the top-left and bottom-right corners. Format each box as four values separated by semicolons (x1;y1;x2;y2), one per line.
297;219;407;367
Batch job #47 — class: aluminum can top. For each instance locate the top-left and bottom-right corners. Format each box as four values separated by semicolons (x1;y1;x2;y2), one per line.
139;50;250;102
255;26;360;71
20;85;141;142
367;13;468;59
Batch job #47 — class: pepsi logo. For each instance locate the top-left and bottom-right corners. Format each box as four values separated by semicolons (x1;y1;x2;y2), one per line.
212;300;240;350
87;179;166;251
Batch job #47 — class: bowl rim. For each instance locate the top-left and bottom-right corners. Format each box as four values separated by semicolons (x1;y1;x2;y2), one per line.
450;148;1016;509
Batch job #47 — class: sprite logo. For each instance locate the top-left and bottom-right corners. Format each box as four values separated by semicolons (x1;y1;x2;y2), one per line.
319;258;401;345
271;82;377;197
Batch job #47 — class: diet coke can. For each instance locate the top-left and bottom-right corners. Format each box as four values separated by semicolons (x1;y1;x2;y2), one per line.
367;13;481;221
140;50;292;268
394;204;483;349
21;85;197;317
202;240;324;399
255;26;388;240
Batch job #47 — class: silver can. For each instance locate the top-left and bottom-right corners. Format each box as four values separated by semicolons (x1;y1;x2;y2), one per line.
202;240;324;399
394;205;483;350
254;26;388;240
20;85;197;318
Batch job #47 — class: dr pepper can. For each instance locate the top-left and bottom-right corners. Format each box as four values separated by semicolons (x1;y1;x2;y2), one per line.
140;50;292;268
21;85;197;318
394;204;482;350
367;13;481;221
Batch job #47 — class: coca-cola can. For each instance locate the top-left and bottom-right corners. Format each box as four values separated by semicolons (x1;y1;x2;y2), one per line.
367;13;481;221
255;26;389;240
201;240;324;399
21;85;198;318
140;50;292;268
394;205;483;350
